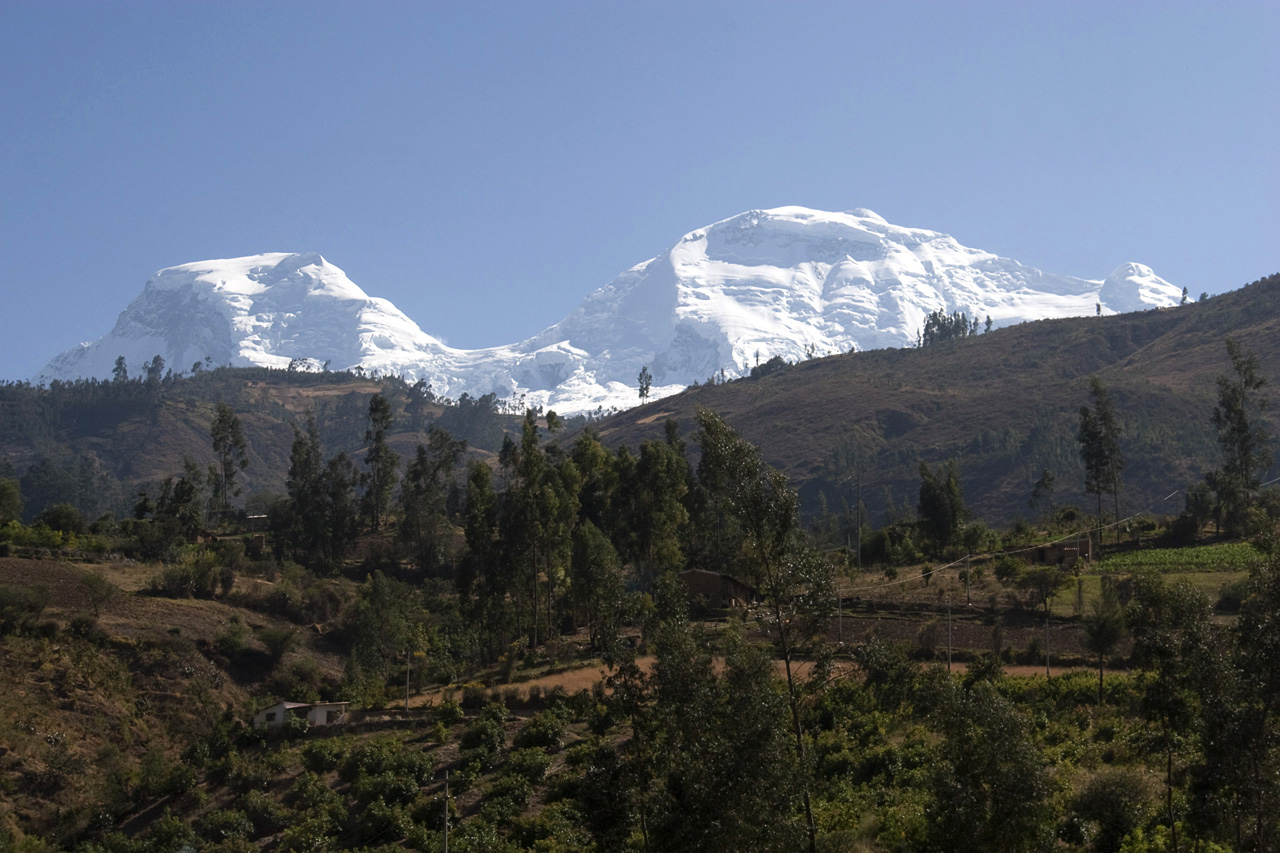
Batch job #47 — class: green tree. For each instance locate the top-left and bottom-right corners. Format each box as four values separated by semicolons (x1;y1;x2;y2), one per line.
143;353;165;385
1029;468;1055;515
568;520;627;657
1083;575;1127;704
638;365;653;402
398;425;467;575
918;309;978;346
1210;338;1274;533
209;402;248;513
1188;547;1280;849
275;414;359;573
928;678;1054;853
1127;577;1215;850
80;570;118;618
361;393;399;530
1078;375;1124;545
917;459;967;556
0;478;24;525
615;574;804;853
695;407;832;851
112;355;129;383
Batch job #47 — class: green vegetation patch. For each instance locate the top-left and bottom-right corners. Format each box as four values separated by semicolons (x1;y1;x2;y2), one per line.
1098;542;1264;574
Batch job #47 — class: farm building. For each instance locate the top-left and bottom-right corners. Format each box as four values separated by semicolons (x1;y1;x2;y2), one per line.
679;569;760;609
253;700;350;729
1031;537;1094;569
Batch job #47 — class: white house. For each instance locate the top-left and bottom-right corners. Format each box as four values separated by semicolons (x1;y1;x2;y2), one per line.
253;700;350;729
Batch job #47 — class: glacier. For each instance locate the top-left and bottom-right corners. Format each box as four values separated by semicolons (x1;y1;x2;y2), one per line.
36;206;1184;415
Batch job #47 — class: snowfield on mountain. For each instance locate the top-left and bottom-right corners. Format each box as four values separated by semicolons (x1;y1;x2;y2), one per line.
37;206;1183;414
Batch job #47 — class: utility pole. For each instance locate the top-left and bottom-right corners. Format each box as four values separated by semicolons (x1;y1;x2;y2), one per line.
855;473;862;571
1045;608;1051;678
947;589;952;673
964;553;971;606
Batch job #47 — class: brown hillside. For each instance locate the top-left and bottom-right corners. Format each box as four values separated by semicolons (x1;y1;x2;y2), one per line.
596;273;1280;524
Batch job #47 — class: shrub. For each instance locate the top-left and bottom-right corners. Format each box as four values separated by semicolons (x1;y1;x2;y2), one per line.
436;698;464;726
504;747;551;783
136;748;195;799
229;753;273;793
197;809;254;843
144;811;195;852
67;613;105;642
392;749;436;786
238;789;288;837
1216;578;1251;613
278;815;336;852
994;553;1025;584
215;616;252;660
257;624;300;665
460;682;488;709
353;771;420;807
339;738;399;782
301;739;345;773
514;710;565;751
480;774;533;824
0;584;50;636
351;798;409;846
461;717;505;769
149;551;221;598
288;770;342;813
282;713;310;739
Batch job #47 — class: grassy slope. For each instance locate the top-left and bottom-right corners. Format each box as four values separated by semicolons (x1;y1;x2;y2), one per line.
0;557;352;845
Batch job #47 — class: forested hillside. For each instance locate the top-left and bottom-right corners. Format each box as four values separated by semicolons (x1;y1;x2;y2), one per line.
0;367;524;525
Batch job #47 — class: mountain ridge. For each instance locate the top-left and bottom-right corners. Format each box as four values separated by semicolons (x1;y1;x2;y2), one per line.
36;207;1184;413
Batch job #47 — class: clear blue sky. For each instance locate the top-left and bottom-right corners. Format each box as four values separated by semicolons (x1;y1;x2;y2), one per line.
2;0;1276;381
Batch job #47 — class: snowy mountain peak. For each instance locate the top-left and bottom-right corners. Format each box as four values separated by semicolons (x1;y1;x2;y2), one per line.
37;207;1184;414
1099;262;1183;313
37;252;452;382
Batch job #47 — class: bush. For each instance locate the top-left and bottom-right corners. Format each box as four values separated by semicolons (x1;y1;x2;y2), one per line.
436;698;464;726
301;739;345;774
149;551;222;598
1216;578;1250;613
513;710;565;752
228;753;273;793
215;616;252;660
353;771;420;807
136;748;195;799
282;712;310;738
288;770;342;813
504;747;551;783
461;716;506;770
0;584;50;636
350;798;409;846
257;624;301;664
339;738;399;782
238;789;288;837
392;749;436;786
278;815;336;853
67;613;105;642
480;774;533;824
37;502;85;535
143;811;195;852
197;809;254;843
994;553;1025;584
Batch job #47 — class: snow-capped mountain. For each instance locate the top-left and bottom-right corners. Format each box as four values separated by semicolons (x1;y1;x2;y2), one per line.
36;207;1184;414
